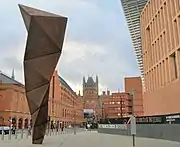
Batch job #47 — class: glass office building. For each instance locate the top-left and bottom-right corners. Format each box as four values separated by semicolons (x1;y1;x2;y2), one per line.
121;0;148;77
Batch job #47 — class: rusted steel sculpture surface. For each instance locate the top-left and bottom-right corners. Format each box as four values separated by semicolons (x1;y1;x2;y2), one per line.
19;4;67;144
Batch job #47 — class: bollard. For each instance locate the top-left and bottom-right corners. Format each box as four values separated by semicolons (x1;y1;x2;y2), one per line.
52;129;54;135
46;130;49;136
53;129;55;135
15;129;18;139
1;131;4;140
26;129;29;139
21;129;23;139
8;129;12;140
49;129;51;136
46;129;48;136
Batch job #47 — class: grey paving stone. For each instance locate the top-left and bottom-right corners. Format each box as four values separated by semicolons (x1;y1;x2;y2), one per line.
0;131;179;147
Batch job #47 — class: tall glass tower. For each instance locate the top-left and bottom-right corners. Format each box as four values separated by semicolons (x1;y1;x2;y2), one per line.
121;0;148;77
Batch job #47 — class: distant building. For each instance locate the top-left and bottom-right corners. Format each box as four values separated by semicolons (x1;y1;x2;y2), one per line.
49;71;84;127
99;76;143;119
124;77;143;116
0;71;29;127
81;76;143;120
100;91;132;119
0;70;84;127
83;76;100;110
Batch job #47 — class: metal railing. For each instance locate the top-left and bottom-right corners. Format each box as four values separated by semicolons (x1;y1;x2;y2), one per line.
0;127;85;141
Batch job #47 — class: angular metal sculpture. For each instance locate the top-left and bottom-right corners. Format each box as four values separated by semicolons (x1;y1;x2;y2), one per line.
19;4;67;144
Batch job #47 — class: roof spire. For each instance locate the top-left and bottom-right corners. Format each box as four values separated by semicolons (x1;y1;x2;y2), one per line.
11;68;15;80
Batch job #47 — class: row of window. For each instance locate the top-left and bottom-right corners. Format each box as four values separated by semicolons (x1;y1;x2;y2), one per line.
85;100;95;103
145;51;180;91
111;95;128;99
104;101;126;105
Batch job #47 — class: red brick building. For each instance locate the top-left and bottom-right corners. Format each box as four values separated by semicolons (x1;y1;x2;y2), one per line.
0;72;30;128
100;91;132;119
0;70;84;128
124;77;144;116
140;0;180;115
83;76;101;118
99;76;144;119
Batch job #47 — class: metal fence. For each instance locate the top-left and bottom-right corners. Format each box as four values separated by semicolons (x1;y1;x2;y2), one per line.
0;127;85;141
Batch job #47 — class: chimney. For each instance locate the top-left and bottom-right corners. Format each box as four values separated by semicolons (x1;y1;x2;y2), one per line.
102;91;106;95
107;90;110;96
78;90;81;96
11;68;15;80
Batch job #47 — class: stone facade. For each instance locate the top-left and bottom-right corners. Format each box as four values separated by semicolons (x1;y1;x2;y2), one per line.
83;76;100;113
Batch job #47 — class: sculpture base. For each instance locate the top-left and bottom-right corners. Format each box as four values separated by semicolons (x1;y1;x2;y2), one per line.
32;122;47;144
32;139;43;144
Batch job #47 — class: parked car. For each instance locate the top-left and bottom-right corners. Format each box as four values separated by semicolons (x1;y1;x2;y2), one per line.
0;126;15;135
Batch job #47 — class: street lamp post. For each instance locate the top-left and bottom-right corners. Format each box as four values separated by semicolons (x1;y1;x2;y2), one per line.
130;89;136;147
120;96;123;118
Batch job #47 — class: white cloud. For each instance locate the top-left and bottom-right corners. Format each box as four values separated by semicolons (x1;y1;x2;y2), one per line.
0;0;140;94
60;40;107;63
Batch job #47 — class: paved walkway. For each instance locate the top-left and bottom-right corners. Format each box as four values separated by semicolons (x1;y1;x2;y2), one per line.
0;131;180;147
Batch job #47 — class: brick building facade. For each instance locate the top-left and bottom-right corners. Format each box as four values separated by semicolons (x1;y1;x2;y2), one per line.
99;76;143;119
100;91;132;119
0;72;30;128
140;0;180;115
0;70;84;128
124;77;143;116
83;76;101;117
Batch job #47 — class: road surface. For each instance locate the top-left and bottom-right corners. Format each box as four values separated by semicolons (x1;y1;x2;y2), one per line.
0;131;180;147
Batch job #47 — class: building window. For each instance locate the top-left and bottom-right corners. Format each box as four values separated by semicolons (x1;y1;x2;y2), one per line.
170;53;178;80
0;94;3;99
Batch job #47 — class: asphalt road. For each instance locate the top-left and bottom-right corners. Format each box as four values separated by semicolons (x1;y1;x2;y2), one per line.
0;131;180;147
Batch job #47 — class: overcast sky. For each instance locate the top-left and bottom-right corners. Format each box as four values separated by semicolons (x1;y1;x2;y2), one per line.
0;0;140;94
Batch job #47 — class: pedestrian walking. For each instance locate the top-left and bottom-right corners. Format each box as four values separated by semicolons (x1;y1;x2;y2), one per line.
56;125;58;132
87;124;91;131
61;125;64;134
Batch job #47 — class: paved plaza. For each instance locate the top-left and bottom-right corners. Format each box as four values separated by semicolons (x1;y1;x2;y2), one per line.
0;131;180;147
